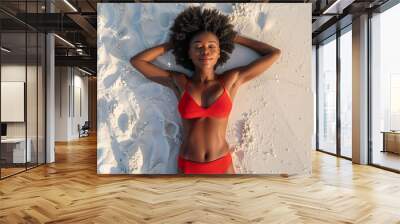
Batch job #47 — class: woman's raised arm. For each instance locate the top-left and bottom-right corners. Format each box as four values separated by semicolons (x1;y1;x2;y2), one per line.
224;35;281;87
130;43;186;89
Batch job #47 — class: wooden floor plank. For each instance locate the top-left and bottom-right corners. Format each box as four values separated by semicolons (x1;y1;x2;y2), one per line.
0;134;399;223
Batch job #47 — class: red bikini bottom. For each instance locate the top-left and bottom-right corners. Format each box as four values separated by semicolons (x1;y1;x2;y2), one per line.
178;153;232;174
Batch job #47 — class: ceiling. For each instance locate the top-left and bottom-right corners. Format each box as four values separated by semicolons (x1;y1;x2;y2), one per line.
0;0;394;75
0;0;98;74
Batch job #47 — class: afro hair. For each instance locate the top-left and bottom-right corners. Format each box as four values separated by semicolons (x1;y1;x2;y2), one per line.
169;6;237;71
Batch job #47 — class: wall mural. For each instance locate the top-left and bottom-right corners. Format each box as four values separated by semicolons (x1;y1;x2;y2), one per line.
97;3;312;175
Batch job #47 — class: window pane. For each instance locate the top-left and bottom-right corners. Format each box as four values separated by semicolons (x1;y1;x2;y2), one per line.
26;0;40;169
1;30;27;178
340;29;352;158
0;0;46;179
27;31;38;169
38;32;45;165
318;37;337;154
371;3;400;171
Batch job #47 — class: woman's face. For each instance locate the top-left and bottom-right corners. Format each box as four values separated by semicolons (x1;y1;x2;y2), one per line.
188;32;220;70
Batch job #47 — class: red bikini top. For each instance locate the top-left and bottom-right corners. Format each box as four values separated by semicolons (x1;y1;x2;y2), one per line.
178;79;232;119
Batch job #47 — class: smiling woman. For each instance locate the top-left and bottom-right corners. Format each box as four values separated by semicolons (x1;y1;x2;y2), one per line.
130;6;281;174
189;32;220;69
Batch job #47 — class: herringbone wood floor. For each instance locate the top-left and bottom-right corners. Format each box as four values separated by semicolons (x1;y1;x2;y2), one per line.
1;134;400;224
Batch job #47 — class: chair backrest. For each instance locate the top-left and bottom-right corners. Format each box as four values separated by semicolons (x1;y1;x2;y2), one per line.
82;121;90;129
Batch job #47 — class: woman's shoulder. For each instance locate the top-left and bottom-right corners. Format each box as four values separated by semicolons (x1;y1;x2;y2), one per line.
170;71;188;82
169;70;189;90
218;69;241;88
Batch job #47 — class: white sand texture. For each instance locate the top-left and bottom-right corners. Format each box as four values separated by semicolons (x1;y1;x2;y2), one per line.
97;3;313;174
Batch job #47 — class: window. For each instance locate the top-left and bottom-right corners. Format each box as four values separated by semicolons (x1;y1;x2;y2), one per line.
340;28;352;158
371;2;400;171
0;1;47;179
317;36;337;154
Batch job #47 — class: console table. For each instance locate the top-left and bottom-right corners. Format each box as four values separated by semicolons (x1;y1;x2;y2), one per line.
381;131;400;154
1;138;32;163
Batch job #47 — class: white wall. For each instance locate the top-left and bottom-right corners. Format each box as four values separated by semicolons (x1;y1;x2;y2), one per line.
1;82;25;122
55;66;68;141
74;73;89;134
1;64;46;164
55;67;89;141
1;65;25;81
1;65;27;143
1;65;35;138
